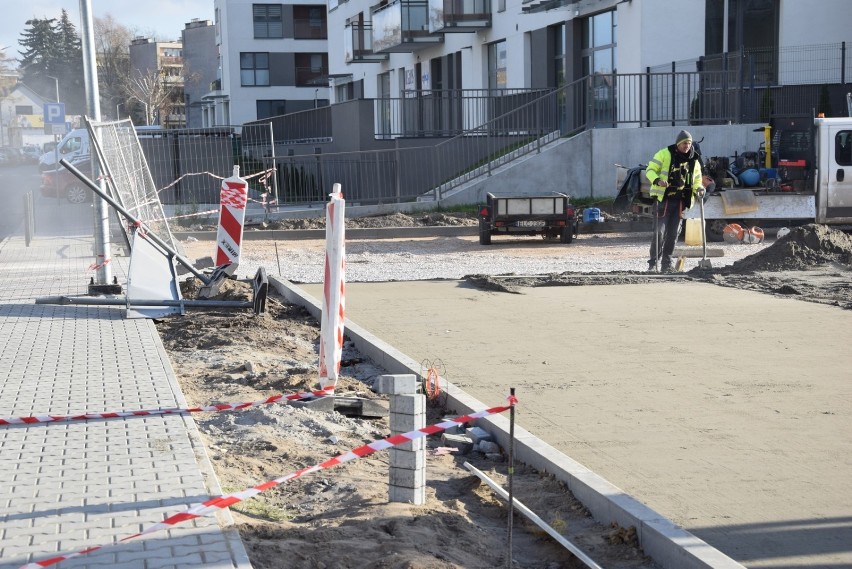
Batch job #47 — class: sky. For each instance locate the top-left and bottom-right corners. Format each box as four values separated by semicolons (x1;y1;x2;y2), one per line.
0;0;214;63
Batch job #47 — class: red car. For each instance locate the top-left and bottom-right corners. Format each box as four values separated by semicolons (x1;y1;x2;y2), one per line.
40;159;93;204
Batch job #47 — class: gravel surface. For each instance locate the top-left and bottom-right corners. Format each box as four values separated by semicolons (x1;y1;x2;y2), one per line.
182;232;765;284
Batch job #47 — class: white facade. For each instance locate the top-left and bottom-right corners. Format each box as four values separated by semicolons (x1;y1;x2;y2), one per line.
208;0;331;126
327;0;852;101
0;83;71;149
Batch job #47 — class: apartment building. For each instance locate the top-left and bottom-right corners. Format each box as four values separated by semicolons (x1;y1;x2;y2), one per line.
327;0;851;102
129;38;186;128
182;19;218;128
205;0;331;126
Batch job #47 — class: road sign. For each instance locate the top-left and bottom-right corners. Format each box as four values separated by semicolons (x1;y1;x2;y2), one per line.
43;103;66;125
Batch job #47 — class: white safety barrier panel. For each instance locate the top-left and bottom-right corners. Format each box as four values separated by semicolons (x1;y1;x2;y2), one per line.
318;184;346;390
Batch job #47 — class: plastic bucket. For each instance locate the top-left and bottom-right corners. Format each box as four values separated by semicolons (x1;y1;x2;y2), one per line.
583;208;601;223
684;218;704;246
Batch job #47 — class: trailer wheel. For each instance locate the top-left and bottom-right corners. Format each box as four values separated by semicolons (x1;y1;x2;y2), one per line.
478;220;492;245
560;225;574;244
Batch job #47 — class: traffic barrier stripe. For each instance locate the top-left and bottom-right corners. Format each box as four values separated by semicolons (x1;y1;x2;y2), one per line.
0;386;334;426
19;397;517;569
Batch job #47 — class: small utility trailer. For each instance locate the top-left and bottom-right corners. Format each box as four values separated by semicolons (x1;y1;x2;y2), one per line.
477;192;578;245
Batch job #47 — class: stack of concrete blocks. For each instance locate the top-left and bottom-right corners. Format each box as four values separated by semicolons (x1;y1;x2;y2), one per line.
373;374;426;505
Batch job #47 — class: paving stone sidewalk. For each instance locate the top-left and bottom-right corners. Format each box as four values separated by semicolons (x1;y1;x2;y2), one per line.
0;230;251;569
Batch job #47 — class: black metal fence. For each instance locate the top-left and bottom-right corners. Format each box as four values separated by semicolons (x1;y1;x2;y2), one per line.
171;41;851;207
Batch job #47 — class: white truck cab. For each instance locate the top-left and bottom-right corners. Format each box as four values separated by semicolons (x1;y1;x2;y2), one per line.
38;129;90;171
687;117;852;238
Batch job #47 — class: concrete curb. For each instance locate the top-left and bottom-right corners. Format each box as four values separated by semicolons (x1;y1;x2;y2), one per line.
173;220;653;242
268;275;745;569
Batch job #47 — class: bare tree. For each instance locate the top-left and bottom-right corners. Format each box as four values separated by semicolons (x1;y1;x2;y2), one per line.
0;47;15;74
94;15;132;119
125;66;176;126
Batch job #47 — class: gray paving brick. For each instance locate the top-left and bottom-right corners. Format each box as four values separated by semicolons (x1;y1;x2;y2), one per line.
0;234;251;569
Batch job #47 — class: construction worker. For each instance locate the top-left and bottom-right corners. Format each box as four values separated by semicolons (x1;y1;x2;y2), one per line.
645;130;705;272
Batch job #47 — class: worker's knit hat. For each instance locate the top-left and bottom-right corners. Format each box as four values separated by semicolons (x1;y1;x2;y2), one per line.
676;130;693;144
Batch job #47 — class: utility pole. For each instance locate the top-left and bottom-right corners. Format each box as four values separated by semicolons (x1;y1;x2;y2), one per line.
46;76;60;102
80;0;119;294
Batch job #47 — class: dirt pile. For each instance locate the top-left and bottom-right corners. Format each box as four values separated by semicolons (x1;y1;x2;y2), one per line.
722;224;852;273
259;211;478;231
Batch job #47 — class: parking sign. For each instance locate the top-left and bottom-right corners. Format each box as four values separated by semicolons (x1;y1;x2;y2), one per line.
43;103;65;125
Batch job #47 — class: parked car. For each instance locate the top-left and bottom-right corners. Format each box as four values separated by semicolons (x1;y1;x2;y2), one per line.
0;147;27;166
20;146;41;163
40;159;93;204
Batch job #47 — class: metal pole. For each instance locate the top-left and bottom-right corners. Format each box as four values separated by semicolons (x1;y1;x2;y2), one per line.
46;76;60;102
79;0;113;291
506;387;516;569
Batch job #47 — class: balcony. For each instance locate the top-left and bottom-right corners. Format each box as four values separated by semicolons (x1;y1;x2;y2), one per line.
294;18;328;39
344;22;389;63
427;0;490;33
296;66;330;87
371;0;443;53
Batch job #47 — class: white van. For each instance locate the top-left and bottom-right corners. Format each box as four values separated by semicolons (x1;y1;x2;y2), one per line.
38;129;90;171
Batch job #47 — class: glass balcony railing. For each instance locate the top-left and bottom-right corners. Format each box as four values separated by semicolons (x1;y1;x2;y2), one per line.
344;22;389;63
427;0;491;33
371;0;443;53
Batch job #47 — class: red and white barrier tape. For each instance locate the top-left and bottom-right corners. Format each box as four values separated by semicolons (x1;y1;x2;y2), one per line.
0;386;334;427
155;168;275;195
19;396;517;569
87;254;111;271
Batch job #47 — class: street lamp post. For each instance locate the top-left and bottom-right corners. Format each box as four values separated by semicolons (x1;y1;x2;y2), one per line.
46;75;60;102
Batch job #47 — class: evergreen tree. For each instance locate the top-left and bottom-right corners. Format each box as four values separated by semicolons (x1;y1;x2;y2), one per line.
18;11;85;114
18;17;60;79
55;10;85;113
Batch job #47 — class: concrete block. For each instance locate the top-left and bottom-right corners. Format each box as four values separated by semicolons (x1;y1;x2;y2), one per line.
390;411;426;433
478;440;501;454
389;483;426;505
390;467;426;488
372;373;419;395
441;418;462;435
290;396;335;413
441;432;474;454
395;437;426;452
390;393;426;415
468;426;493;444
389;448;425;470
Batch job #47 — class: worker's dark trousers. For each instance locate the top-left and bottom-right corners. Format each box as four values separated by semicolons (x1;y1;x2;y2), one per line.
649;197;684;268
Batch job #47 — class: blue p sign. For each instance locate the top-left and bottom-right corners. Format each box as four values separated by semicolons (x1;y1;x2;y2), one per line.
43;103;66;125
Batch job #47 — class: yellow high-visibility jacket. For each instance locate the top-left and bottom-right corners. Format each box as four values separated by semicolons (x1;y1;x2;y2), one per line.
646;145;703;208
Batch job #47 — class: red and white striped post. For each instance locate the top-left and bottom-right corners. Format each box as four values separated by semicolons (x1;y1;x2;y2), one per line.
318;183;345;390
215;166;249;274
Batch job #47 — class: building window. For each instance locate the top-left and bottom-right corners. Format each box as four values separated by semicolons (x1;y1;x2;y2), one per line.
294;6;327;39
705;0;779;84
241;52;270;86
254;4;283;38
553;23;566;88
488;40;507;89
581;10;615;77
15;105;34;115
257;100;287;119
295;53;328;86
